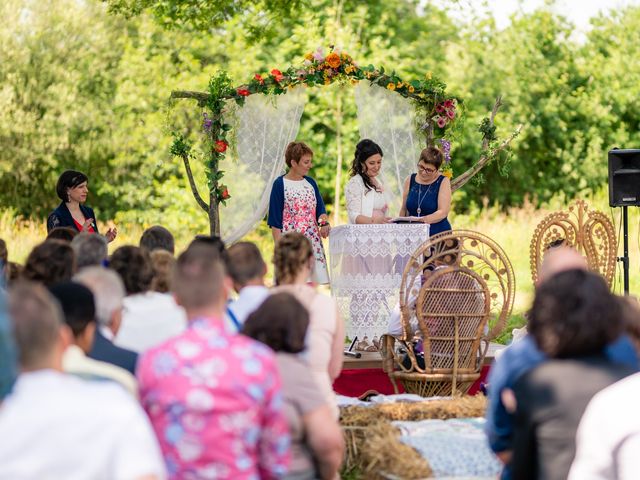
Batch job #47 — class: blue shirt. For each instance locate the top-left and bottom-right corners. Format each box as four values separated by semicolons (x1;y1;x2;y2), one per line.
0;288;17;400
485;334;639;479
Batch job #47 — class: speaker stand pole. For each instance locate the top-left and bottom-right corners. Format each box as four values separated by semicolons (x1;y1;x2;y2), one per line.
622;206;630;295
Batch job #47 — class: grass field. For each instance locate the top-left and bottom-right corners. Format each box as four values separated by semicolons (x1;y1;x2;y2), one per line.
3;187;639;344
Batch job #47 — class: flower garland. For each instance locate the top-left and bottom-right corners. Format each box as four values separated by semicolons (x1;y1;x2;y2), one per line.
171;46;461;206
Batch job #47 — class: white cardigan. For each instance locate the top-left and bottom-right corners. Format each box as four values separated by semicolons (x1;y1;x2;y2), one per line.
344;175;388;224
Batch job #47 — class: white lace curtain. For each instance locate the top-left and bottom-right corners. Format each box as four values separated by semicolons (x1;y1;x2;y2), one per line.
220;87;306;243
354;82;424;215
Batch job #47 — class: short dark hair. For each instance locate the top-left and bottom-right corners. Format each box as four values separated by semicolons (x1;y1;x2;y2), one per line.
49;282;96;338
23;240;76;286
226;242;266;287
9;282;64;369
419;146;444;169
56;170;88;202
243;292;309;353
529;269;623;358
189;235;229;264
109;246;153;295
46;227;79;243
140;225;175;255
284;141;313;168
173;244;226;309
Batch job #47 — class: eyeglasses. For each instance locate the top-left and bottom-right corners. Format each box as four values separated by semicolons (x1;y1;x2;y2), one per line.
417;164;437;174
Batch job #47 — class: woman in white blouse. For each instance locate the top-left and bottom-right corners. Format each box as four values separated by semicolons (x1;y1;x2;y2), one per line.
344;139;390;224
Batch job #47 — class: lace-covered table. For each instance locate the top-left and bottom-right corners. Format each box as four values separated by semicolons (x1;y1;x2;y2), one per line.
329;224;430;341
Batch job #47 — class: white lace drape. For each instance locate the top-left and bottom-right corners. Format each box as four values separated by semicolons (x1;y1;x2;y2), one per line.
329;223;430;340
354;82;424;215
220;87;306;243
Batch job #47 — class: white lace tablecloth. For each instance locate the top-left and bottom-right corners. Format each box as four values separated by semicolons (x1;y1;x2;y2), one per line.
329;224;430;340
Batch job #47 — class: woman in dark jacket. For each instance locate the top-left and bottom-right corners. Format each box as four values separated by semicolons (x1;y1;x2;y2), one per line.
47;170;117;242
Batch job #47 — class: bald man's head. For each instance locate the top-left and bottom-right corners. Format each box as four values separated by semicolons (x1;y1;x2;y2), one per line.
537;246;588;287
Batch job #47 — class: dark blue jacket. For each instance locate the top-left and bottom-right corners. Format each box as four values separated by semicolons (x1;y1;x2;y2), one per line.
267;175;326;230
88;329;138;375
47;202;99;234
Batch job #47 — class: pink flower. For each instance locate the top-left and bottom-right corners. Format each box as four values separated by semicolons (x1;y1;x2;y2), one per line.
270;69;284;83
436;116;447;128
313;47;325;62
444;99;455;109
436;104;445;114
446;109;456;119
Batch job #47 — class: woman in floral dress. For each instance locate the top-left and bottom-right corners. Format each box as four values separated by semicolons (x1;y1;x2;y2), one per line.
268;141;330;284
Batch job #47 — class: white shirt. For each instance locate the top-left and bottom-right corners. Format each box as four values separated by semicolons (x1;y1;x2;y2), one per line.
0;369;166;480
116;292;187;353
225;285;270;333
569;372;640;480
63;344;137;397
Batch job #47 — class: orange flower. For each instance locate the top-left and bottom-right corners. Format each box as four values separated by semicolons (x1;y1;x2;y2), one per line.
236;88;250;96
254;74;264;85
219;185;230;200
325;52;341;69
270;69;284;82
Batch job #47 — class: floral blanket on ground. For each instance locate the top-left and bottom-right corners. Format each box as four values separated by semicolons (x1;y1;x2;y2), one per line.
393;417;502;478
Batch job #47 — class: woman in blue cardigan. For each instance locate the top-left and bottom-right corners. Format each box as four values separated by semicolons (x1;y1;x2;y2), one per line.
268;142;330;284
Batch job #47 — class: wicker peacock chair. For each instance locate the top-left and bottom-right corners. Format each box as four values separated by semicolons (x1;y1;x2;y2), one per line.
529;200;616;288
381;230;515;397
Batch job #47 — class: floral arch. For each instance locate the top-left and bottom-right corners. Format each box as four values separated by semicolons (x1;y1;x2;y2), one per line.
169;47;521;239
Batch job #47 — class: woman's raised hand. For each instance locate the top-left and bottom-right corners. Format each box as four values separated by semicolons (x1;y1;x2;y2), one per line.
105;226;118;243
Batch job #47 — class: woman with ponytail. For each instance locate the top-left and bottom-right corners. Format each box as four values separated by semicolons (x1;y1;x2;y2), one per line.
344;139;390;224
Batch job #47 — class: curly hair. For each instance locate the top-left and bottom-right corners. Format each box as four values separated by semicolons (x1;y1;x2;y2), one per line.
419;146;444;170
109;246;153;295
243;292;309;354
529;269;623;358
23;240;76;286
349;139;383;192
284;141;313;168
273;232;313;285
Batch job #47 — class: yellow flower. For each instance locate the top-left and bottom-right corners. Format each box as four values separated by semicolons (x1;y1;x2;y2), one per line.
386;83;396;91
350;79;359;85
396;82;403;88
304;52;313;61
324;78;331;85
442;169;453;179
408;85;415;93
425;72;432;80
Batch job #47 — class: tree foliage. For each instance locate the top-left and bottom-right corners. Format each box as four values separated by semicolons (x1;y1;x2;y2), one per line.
2;0;640;229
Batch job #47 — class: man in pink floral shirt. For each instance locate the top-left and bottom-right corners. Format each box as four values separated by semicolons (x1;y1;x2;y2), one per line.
137;244;290;479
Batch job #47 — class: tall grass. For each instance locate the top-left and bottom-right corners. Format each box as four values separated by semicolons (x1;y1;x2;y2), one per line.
3;187;639;343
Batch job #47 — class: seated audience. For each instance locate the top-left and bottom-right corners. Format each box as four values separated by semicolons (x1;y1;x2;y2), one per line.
49;281;137;396
510;270;635;480
75;267;138;375
46;226;79;243
5;262;22;286
137;244;290;480
0;282;164;479
272;232;345;417
22;239;76;286
0;290;16;401
71;232;108;269
485;247;639;479
244;293;344;480
109;246;186;353
139;225;175;255
225;241;269;332
149;250;174;293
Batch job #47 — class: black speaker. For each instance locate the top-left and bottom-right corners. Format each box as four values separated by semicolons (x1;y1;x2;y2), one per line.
609;148;640;207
